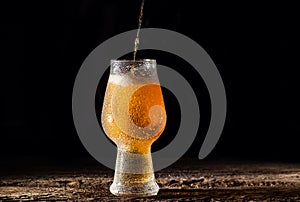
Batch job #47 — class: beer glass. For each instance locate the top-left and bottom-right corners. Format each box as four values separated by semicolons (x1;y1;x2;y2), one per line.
101;59;167;196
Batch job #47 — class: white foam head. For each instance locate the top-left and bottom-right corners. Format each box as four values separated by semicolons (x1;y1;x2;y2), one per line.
109;74;159;86
109;74;134;86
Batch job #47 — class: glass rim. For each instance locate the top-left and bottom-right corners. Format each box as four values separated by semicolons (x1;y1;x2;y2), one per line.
110;59;156;63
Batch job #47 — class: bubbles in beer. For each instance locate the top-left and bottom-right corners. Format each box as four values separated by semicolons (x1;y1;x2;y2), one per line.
101;68;166;153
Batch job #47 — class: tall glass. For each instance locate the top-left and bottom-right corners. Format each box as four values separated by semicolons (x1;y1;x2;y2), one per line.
101;59;167;196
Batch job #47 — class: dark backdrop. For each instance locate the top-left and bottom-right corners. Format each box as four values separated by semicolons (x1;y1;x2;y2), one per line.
1;0;299;166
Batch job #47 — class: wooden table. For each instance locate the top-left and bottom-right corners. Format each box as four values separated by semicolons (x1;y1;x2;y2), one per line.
1;158;300;201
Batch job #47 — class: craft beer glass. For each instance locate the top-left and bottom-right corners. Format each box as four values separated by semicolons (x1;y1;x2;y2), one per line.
101;59;167;196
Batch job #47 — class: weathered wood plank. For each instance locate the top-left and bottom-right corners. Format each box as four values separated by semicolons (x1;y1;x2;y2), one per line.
1;160;299;201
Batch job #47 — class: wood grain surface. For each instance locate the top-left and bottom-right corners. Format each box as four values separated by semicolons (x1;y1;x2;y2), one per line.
1;159;300;201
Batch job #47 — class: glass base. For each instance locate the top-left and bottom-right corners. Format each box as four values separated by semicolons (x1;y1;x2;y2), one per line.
110;149;159;197
110;174;159;196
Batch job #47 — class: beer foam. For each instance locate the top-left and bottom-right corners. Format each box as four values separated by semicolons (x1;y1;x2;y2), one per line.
108;74;159;86
109;74;131;86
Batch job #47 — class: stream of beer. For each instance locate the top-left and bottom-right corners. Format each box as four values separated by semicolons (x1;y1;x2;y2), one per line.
133;0;145;61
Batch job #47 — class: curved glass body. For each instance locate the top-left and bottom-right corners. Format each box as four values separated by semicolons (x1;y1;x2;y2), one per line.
101;59;167;196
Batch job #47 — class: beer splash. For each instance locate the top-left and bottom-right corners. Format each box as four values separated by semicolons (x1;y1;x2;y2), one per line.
133;0;145;61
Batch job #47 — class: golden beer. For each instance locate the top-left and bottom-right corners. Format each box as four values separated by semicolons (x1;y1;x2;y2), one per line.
101;59;166;196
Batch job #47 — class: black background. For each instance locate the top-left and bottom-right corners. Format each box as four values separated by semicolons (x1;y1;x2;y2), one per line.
1;0;299;167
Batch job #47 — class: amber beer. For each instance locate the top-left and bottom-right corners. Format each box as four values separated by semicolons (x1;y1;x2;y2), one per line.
102;79;166;153
101;59;166;196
